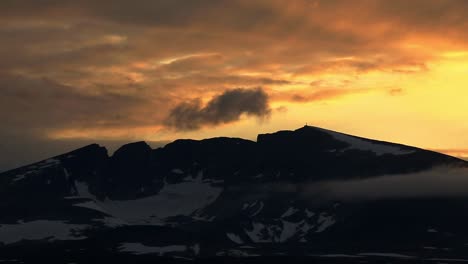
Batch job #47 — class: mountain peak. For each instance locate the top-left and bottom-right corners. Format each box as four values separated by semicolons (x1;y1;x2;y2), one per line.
113;141;151;158
66;143;108;157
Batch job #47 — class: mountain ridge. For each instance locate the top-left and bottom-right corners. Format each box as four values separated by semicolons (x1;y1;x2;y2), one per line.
1;126;468;262
3;125;466;175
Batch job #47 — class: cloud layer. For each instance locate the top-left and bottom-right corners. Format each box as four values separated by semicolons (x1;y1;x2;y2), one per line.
2;0;468;136
305;167;468;201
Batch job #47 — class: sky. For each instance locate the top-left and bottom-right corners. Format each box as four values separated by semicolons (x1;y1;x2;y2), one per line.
1;0;468;171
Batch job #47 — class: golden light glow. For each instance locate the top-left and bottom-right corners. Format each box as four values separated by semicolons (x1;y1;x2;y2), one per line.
1;0;468;158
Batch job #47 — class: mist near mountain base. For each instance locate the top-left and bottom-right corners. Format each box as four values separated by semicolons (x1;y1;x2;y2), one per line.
304;166;468;202
232;167;468;203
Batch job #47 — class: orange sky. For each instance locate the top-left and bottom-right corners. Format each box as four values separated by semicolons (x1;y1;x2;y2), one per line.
1;0;468;169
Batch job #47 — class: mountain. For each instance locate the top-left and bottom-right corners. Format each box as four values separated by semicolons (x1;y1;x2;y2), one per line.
1;126;467;263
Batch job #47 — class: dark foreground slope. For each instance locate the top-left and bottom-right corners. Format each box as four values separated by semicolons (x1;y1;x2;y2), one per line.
0;126;467;263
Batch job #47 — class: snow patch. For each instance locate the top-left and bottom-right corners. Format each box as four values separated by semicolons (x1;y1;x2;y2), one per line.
250;201;264;217
316;213;335;232
298;220;315;234
99;172;223;224
12;174;27;183
71;175;223;225
423;246;438;250
191;244;200;256
10;161;60;183
95;216;127;227
216;250;260;257
305;209;315;218
227;233;244;244
280;220;314;242
245;222;279;243
280;220;297;242
171;169;184;174
253;173;264;179
63;168;70;181
0;220;88;244
242;200;264;216
38;158;61;169
73;201;108;214
244;218;315;243
319;128;416;156
75;181;95;200
281;207;299;218
118;243;187;256
245;222;268;242
191;214;216;222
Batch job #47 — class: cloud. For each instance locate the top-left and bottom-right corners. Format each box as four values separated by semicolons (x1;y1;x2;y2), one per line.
229;166;468;203
388;88;404;96
270;88;370;103
163;74;295;88
304;167;468;201
293;89;368;102
0;73;153;132
165;88;271;130
292;57;429;77
0;72;177;151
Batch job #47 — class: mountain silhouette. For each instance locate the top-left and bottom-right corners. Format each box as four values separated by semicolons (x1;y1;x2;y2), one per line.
1;126;467;263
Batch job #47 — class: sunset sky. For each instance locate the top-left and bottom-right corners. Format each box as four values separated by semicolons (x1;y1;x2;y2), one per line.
1;0;468;170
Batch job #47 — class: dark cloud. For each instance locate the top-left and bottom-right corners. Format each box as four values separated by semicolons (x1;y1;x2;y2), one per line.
165;88;271;130
0;0;457;91
3;0;462;78
0;1;279;30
